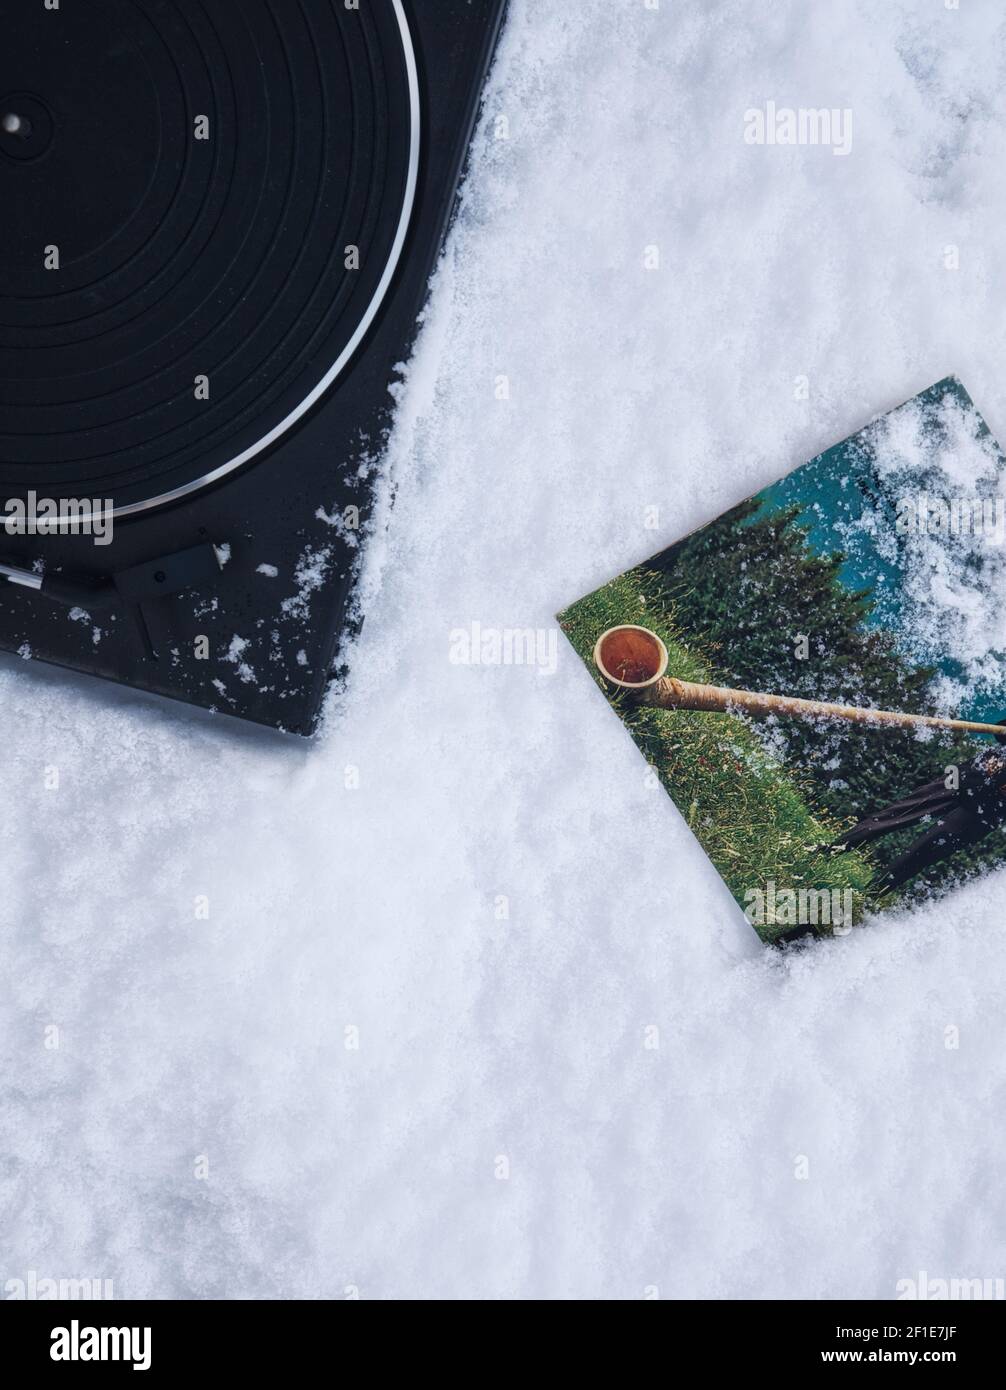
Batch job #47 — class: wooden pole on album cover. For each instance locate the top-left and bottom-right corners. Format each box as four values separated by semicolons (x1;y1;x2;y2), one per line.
592;625;1006;738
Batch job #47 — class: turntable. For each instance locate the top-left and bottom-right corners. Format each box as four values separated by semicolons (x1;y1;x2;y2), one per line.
0;0;506;732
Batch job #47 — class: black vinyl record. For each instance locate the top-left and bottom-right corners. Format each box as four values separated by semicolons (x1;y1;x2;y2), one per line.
1;0;416;511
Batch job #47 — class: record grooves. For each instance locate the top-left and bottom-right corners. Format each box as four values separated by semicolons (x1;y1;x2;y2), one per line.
0;0;416;512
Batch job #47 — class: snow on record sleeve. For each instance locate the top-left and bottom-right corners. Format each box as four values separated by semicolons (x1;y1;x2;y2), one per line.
558;377;1006;945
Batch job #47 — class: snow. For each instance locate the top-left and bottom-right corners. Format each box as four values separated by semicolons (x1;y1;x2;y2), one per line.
4;0;1006;1300
867;388;1006;711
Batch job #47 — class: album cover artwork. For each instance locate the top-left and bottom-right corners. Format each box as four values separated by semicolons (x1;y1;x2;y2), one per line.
559;377;1006;944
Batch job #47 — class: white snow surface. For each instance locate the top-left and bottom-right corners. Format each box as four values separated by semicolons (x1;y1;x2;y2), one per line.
5;0;1006;1300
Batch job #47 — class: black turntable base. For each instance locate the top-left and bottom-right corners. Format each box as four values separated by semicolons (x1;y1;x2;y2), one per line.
0;0;505;733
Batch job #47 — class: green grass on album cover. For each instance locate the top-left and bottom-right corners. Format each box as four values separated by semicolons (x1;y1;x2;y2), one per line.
559;571;876;943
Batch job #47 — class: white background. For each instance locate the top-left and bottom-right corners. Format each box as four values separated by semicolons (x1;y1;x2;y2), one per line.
4;0;1005;1299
